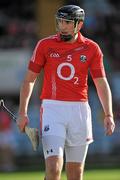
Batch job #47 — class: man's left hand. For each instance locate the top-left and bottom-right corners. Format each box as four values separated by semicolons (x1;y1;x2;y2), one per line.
104;116;115;135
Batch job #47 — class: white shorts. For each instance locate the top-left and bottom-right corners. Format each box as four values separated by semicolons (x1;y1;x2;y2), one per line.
40;100;93;162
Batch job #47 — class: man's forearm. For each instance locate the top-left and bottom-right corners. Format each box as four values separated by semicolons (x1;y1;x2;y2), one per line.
94;78;113;116
19;80;35;115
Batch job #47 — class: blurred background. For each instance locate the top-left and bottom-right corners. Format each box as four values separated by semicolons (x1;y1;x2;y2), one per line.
0;0;120;172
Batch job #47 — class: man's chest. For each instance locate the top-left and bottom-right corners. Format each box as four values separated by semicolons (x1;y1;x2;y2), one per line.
44;45;93;74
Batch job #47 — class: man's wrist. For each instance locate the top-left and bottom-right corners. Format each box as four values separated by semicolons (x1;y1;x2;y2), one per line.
18;112;28;117
105;114;113;118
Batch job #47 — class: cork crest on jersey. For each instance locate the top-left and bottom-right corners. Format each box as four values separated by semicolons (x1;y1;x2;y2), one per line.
80;55;87;62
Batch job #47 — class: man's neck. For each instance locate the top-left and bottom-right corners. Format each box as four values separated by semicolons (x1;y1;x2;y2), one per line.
66;33;78;43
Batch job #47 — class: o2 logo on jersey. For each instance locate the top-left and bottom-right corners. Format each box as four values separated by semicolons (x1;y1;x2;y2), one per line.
80;55;87;62
57;62;79;85
57;55;79;85
57;62;75;80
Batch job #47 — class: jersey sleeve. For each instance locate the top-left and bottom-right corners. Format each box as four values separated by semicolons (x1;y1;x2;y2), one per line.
89;44;106;79
28;40;46;73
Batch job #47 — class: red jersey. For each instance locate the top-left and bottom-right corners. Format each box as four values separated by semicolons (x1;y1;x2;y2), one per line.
28;32;106;101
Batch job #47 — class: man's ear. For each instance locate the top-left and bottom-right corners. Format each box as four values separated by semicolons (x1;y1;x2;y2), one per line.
78;21;83;30
74;21;83;33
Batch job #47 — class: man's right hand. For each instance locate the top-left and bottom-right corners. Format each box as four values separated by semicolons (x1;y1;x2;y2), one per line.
17;115;29;132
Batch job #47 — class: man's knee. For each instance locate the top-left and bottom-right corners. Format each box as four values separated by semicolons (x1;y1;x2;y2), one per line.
45;156;63;179
47;164;61;176
66;162;84;180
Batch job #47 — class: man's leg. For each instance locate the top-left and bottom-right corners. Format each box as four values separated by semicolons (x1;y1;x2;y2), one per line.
45;156;63;180
65;144;89;180
66;162;85;180
42;135;65;180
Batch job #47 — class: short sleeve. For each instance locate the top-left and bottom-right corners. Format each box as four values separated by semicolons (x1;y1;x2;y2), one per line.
28;40;46;73
90;44;106;79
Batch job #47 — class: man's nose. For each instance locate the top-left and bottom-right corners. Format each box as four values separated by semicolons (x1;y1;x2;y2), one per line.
61;20;67;25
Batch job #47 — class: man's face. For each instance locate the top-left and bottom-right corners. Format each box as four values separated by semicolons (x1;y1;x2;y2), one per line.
56;17;75;36
56;17;83;40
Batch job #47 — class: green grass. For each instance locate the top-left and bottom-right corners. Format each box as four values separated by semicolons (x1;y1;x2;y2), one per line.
0;169;120;180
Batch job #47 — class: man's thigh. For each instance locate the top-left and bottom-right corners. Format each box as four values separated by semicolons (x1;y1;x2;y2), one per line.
65;144;89;179
42;135;65;159
65;144;89;163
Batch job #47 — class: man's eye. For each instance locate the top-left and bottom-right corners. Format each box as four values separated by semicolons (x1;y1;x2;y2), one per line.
65;20;70;24
56;18;73;24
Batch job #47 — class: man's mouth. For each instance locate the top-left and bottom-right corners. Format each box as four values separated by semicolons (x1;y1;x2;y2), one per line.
61;31;68;35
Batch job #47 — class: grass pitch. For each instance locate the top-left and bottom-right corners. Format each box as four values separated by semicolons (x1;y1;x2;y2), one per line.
0;169;120;180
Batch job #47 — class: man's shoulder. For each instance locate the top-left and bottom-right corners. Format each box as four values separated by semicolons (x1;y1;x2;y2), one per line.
38;34;58;45
84;36;100;49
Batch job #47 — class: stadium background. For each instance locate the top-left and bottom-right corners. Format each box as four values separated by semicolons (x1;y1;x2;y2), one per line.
0;0;120;174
